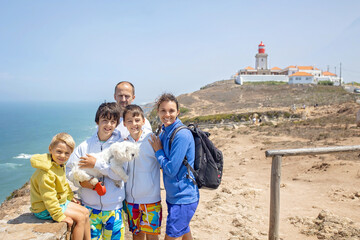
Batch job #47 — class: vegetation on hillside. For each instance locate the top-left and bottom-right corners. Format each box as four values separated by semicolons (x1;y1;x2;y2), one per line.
254;104;359;143
148;81;357;130
349;82;360;86
178;83;355;118
318;80;334;86
180;111;301;125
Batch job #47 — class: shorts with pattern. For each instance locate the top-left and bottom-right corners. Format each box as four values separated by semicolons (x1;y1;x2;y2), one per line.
124;201;162;235
34;200;70;220
86;206;125;240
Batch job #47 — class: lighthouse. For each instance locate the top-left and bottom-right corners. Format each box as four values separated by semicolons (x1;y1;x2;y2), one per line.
255;41;268;72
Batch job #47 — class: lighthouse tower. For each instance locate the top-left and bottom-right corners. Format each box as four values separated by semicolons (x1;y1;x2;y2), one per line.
255;41;268;72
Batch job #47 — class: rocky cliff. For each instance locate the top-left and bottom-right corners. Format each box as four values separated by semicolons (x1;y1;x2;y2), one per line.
0;182;70;240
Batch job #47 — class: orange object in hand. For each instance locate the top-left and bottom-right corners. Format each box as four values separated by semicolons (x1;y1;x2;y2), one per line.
93;182;106;196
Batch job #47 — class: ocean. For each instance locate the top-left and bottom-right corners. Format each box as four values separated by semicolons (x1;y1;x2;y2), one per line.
0;101;102;204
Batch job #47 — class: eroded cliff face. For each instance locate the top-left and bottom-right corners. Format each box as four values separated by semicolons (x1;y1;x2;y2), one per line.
0;182;70;240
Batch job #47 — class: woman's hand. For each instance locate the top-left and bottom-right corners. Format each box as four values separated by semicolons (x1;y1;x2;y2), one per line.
149;134;163;152
79;154;96;169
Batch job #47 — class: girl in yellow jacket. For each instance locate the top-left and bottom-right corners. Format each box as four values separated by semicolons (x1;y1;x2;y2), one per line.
30;132;91;240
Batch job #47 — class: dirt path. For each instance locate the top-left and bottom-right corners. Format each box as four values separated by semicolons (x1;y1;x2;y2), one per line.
182;125;360;240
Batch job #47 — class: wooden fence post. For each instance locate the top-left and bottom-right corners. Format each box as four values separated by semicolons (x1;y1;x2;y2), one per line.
265;145;360;239
269;155;282;240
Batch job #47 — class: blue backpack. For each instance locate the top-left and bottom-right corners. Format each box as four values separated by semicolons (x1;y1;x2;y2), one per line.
169;124;223;189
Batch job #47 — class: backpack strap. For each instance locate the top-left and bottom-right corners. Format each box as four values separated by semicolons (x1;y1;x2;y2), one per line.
183;158;197;186
169;126;188;150
169;125;198;186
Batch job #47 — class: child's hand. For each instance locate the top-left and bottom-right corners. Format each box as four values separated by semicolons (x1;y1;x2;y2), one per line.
149;134;163;152
79;154;96;169
62;216;73;231
71;198;81;205
80;180;94;189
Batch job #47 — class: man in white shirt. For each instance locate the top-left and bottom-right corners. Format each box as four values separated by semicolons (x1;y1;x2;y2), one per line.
114;81;152;138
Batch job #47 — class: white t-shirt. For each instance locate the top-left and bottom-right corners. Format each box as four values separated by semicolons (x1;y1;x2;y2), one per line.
116;117;152;139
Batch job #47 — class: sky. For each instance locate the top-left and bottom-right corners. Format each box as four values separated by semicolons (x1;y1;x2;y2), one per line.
1;0;360;104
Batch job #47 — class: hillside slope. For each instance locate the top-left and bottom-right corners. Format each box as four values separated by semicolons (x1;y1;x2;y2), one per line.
177;80;355;118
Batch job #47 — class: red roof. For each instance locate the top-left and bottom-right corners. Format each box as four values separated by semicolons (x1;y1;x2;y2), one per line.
271;67;281;70
289;71;313;77
259;41;265;46
244;66;255;70
323;71;337;76
298;66;315;70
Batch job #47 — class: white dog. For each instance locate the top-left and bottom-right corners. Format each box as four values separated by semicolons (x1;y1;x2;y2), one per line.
70;141;139;187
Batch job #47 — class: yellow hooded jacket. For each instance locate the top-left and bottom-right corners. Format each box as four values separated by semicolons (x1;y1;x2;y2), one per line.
30;153;73;222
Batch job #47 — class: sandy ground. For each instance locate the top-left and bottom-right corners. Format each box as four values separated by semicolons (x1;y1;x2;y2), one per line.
128;104;360;240
190;126;360;240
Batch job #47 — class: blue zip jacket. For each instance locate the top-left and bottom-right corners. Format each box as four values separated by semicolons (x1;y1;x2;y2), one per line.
155;118;199;204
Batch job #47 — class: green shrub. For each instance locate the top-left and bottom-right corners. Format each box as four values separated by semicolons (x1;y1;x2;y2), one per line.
350;82;360;86
318;80;334;86
180;110;300;125
180;107;189;114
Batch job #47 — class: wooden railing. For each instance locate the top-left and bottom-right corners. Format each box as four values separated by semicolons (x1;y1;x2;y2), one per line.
265;145;360;240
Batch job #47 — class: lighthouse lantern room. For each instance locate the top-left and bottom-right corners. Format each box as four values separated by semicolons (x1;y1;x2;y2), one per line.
255;41;268;71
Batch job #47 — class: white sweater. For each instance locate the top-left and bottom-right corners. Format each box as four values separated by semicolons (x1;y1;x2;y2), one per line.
125;128;161;204
66;130;126;211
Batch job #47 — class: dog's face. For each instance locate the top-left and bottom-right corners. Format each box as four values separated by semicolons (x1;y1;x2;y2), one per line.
111;141;140;163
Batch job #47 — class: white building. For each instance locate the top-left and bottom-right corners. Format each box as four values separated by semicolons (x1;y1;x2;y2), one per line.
233;42;344;85
235;75;288;85
297;66;321;77
279;65;321;77
316;71;343;86
288;72;315;84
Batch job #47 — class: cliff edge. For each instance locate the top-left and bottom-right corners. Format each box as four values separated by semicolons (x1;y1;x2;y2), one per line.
0;182;70;240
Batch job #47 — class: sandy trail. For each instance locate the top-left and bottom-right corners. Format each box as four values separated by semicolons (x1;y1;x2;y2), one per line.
141;124;360;240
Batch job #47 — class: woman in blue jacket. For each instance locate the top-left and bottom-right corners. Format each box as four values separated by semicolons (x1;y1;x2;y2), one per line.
150;93;199;240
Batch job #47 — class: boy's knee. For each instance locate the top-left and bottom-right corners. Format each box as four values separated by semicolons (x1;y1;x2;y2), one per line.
77;205;89;217
82;206;89;215
73;206;89;223
80;209;89;220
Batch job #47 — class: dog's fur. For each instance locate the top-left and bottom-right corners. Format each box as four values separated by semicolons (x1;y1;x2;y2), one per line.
70;141;139;187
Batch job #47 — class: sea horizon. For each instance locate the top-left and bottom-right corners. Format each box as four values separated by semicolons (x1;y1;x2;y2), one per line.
0;101;103;204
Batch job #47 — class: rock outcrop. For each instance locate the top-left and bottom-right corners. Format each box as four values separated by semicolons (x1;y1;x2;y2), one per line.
0;182;70;240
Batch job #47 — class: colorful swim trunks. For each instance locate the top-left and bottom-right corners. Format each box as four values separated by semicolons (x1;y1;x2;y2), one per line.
86;206;125;240
124;201;162;235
